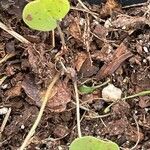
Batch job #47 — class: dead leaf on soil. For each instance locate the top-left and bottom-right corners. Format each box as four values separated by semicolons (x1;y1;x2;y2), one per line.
93;24;109;40
22;75;41;106
100;0;122;18
5;81;22;99
74;52;88;72
96;40;133;79
69;18;82;42
46;81;71;112
27;44;56;85
91;43;113;62
79;58;99;78
111;15;150;30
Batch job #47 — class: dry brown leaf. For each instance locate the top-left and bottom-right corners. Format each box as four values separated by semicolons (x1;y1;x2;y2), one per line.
79;58;99;78
47;81;71;112
96;40;133;79
69;18;82;42
5;81;22;99
22;75;41;106
111;15;150;29
74;52;88;72
100;0;122;18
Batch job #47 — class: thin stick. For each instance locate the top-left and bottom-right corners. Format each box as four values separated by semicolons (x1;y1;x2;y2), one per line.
0;108;11;139
0;76;7;86
0;53;16;65
77;0;89;11
19;72;60;150
52;30;55;48
57;24;66;46
73;81;82;138
71;6;99;16
0;22;30;44
85;113;111;119
130;114;140;150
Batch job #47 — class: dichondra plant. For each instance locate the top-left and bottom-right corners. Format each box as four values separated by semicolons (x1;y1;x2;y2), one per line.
23;0;70;31
69;136;120;150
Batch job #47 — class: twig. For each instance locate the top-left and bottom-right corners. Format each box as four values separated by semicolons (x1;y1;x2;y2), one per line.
122;2;147;8
71;6;99;16
0;108;11;140
77;0;89;11
57;23;66;46
73;81;82;138
52;30;55;48
0;22;30;44
0;76;7;86
85;113;111;119
19;72;60;150
130;114;140;150
0;53;16;65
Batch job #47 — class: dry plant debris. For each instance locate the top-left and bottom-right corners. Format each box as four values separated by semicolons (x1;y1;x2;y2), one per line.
0;0;149;149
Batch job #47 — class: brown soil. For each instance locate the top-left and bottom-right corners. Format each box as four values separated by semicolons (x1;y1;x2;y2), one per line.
0;0;150;150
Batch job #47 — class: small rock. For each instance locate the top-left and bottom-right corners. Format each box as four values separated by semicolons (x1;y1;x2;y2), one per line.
102;84;122;102
0;107;8;115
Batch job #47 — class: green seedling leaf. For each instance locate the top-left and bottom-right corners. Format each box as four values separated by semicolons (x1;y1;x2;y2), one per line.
23;0;70;31
79;80;110;94
69;136;120;150
41;0;70;20
79;85;96;94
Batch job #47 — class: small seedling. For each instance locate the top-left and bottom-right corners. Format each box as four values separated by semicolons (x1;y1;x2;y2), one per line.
69;136;120;150
22;0;70;31
79;79;110;94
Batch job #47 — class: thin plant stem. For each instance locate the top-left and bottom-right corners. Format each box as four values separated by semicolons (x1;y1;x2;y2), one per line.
73;81;82;138
20;72;60;150
57;23;66;46
122;90;150;100
77;0;89;11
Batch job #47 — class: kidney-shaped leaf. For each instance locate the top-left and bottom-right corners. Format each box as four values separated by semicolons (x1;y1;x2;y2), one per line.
69;136;120;150
22;0;70;31
23;0;57;31
42;0;70;20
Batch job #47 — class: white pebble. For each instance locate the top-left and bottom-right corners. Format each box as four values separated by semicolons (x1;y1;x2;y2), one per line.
102;84;122;102
143;46;149;53
0;107;8;115
21;125;25;129
104;18;112;28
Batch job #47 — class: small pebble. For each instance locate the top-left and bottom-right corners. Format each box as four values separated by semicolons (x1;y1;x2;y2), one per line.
0;107;8;115
102;84;122;102
143;47;149;53
21;125;25;129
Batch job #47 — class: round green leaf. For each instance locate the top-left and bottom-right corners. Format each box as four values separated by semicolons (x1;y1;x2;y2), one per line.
22;0;57;31
42;0;70;20
69;136;120;150
79;85;96;94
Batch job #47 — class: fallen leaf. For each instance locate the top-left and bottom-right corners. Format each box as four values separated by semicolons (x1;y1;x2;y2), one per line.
5;82;22;99
22;75;41;106
47;81;71;112
74;52;88;72
96;40;133;79
79;58;99;78
69;18;82;42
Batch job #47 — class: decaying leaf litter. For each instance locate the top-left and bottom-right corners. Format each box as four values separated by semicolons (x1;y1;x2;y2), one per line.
0;0;150;149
